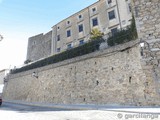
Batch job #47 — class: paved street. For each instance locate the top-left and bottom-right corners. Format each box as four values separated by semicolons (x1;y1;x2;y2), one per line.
0;102;160;120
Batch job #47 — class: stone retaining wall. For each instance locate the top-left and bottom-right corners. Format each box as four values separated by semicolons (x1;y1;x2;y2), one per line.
3;41;160;106
132;0;160;105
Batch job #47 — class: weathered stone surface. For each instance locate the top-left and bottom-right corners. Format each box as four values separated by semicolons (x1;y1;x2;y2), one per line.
3;41;160;106
26;31;52;62
2;0;160;107
133;0;160;106
133;0;160;39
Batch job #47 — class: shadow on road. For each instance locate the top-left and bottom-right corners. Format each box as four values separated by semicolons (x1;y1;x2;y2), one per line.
0;102;77;113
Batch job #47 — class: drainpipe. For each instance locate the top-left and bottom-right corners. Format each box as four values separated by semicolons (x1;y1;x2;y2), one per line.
51;25;57;55
87;7;91;40
116;0;122;30
51;28;54;55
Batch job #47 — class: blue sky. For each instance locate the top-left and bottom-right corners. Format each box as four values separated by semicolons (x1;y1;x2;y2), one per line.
0;0;97;70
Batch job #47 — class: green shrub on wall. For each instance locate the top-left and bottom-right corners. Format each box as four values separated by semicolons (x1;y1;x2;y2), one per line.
11;38;104;74
11;17;137;74
107;16;138;46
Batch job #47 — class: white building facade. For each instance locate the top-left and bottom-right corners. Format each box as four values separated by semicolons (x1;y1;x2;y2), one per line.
51;0;132;55
27;0;132;61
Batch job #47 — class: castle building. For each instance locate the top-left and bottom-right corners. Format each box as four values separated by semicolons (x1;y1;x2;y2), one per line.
27;0;132;62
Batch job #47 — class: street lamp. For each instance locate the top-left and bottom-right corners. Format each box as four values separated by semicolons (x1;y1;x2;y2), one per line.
0;34;3;41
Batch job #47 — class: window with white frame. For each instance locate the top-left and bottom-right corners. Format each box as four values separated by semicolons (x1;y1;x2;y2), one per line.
108;10;116;20
79;40;84;45
92;17;98;27
67;30;71;37
67;43;72;49
78;24;83;32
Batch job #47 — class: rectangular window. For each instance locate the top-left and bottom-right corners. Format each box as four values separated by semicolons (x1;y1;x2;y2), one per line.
79;40;84;45
67;43;72;49
108;10;116;20
67;30;71;37
57;48;61;52
108;0;112;4
111;28;118;36
33;41;36;45
57;35;60;41
78;24;83;32
92;18;98;27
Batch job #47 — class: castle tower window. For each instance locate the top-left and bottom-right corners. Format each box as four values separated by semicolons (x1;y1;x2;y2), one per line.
78;24;83;32
67;30;71;37
108;10;116;20
92;17;98;27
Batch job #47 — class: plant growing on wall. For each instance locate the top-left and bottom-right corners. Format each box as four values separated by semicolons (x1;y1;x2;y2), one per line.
90;28;104;41
107;15;138;46
11;38;105;74
130;15;138;40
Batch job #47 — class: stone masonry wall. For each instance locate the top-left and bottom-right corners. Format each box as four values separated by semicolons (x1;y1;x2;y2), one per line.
132;0;160;104
26;31;52;62
3;41;160;106
133;0;160;40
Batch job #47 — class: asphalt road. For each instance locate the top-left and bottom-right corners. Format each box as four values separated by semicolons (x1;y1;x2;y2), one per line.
0;102;70;112
0;102;160;120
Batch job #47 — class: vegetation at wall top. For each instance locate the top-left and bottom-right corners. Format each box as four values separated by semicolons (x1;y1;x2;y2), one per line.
107;15;138;46
11;38;104;74
11;16;137;74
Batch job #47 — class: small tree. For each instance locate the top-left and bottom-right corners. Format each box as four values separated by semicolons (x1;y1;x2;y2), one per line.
90;28;104;41
107;15;138;46
130;15;138;40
